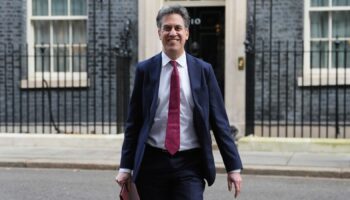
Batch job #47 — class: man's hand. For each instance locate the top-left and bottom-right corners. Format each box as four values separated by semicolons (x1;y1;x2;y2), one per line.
115;172;131;188
227;172;242;198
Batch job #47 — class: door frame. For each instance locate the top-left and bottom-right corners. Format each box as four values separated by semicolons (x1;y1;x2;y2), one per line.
138;0;247;135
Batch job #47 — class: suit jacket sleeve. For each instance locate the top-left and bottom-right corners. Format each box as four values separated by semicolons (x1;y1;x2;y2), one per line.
119;65;144;169
206;65;243;172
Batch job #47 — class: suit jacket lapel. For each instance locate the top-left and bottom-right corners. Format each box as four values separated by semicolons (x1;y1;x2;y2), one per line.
149;53;162;121
186;53;201;107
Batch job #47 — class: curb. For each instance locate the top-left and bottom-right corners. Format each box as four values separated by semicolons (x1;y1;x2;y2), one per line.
0;161;118;171
216;164;350;179
237;136;350;153
0;134;124;149
1;161;349;179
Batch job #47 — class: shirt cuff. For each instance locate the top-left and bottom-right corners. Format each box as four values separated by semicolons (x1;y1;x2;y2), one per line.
229;169;241;173
118;168;132;173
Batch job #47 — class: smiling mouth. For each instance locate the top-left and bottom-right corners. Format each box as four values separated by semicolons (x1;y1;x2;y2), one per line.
168;38;179;42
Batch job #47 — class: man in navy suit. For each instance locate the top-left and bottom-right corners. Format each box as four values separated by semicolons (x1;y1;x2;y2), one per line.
116;5;242;200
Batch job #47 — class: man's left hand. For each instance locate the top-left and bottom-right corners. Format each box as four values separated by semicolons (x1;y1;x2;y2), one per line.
227;172;242;198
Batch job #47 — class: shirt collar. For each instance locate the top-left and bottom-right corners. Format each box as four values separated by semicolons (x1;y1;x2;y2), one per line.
161;51;187;68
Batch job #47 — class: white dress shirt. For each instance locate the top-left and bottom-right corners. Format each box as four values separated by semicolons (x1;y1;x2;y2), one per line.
147;51;200;150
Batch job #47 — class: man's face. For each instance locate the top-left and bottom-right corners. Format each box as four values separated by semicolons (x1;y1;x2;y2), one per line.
158;14;189;59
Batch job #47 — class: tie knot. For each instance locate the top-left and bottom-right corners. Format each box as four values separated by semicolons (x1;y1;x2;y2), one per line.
170;60;177;68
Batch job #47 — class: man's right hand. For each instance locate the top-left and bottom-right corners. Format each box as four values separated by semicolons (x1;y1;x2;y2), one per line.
115;172;131;187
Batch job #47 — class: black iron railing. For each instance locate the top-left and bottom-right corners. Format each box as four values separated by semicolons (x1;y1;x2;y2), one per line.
0;43;131;134
245;0;350;138
246;40;350;138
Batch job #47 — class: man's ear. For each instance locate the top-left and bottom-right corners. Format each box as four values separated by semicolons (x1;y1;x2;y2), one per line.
158;29;162;40
185;28;189;40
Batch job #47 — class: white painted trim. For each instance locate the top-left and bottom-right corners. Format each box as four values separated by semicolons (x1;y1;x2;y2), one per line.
25;72;88;80
21;79;90;88
31;16;88;20
138;0;163;61
164;1;225;7
328;11;333;68
21;73;89;88
68;0;71;16
27;0;35;78
69;21;73;68
297;71;350;86
309;7;350;11
48;0;52;16
303;0;310;75
225;0;246;135
50;18;54;70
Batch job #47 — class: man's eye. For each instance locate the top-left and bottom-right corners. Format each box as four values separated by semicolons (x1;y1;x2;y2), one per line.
162;26;183;31
163;26;172;31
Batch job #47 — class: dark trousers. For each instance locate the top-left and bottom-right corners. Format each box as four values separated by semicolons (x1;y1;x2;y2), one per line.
135;145;205;200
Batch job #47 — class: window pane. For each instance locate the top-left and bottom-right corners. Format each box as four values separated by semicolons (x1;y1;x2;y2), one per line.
311;0;329;6
35;47;50;72
72;21;87;44
333;0;350;6
72;46;86;72
53;21;69;44
71;0;87;15
332;11;350;38
53;47;70;72
33;21;50;44
310;12;328;38
332;41;350;68
52;0;68;16
32;0;48;16
311;41;329;68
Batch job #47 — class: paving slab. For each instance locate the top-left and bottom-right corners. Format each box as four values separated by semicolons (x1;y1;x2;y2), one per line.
0;134;349;178
288;152;350;168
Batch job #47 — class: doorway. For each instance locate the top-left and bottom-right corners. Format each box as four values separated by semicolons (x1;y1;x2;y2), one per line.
185;7;225;97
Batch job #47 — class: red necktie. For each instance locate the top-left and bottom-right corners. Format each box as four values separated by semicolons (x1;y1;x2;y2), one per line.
165;60;180;155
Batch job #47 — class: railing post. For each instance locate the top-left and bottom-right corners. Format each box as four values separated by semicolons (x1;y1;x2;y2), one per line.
4;43;8;133
244;15;255;136
335;39;340;138
114;19;132;134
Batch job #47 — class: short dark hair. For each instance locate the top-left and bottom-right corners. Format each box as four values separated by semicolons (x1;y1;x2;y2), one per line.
156;5;190;29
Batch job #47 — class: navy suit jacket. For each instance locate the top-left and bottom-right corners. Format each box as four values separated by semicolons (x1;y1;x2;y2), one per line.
120;53;242;186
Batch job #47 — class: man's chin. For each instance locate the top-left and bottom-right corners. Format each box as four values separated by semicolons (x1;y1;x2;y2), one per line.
165;48;179;53
164;49;183;58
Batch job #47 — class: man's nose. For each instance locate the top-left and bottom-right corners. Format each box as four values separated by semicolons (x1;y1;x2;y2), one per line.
169;28;177;35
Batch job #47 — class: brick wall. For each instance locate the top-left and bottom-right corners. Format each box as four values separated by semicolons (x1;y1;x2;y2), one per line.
247;0;350;126
0;0;138;133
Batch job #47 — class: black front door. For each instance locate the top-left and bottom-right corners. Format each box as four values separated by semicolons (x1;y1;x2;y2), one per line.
185;7;225;98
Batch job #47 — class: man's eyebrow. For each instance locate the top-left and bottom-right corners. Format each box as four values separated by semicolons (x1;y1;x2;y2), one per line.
163;24;183;28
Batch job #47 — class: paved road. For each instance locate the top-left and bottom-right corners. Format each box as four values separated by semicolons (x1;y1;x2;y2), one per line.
0;168;349;200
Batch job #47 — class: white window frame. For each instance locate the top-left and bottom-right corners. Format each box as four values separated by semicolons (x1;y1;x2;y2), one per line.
301;0;350;86
24;0;89;88
164;0;225;7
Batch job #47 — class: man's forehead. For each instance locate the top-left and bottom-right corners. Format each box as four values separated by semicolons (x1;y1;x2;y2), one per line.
161;14;185;24
162;23;184;27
